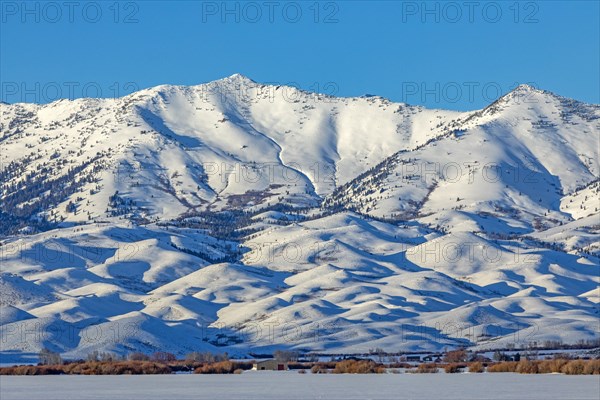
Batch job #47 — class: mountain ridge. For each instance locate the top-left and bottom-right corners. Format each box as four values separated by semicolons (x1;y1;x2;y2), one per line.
0;76;598;361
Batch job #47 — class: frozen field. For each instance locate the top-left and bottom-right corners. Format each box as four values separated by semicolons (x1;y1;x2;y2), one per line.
1;372;599;400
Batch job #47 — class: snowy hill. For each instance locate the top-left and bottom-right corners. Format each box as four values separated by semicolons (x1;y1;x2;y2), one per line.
0;74;464;232
0;75;598;360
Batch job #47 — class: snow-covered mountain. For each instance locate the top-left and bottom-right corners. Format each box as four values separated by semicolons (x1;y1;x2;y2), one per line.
0;75;598;360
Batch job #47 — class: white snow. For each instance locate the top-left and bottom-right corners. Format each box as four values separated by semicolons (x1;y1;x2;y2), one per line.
0;76;598;358
1;373;599;400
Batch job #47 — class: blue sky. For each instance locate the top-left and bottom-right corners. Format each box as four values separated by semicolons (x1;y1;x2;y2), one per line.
1;1;598;110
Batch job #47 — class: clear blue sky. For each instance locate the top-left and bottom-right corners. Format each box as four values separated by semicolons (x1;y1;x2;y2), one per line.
1;1;598;110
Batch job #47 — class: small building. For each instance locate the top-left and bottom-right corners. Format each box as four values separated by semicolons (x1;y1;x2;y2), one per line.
253;359;288;371
423;354;442;362
406;355;421;362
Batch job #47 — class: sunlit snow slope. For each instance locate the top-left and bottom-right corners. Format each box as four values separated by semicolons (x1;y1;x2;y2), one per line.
0;76;598;359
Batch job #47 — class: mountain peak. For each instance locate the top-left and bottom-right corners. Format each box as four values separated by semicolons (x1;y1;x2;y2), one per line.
513;83;538;93
220;73;256;84
505;83;550;99
493;83;549;106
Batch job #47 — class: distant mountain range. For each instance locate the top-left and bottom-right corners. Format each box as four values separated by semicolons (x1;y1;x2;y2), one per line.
0;75;598;361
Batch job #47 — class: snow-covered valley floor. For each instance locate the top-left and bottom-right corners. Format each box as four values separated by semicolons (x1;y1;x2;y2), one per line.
1;372;599;400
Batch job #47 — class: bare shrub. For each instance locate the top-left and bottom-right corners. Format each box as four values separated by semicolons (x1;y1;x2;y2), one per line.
274;350;299;362
194;361;251;374
516;360;538;374
151;352;177;363
195;361;233;374
444;363;463;373
444;349;467;363
583;359;600;375
185;352;229;363
538;359;568;373
487;362;518;373
408;363;438;373
388;362;411;369
3;365;60;375
0;361;171;375
419;363;439;373
128;352;150;361
332;360;385;374
38;348;62;365
486;360;599;375
311;364;327;374
561;360;586;375
468;362;484;373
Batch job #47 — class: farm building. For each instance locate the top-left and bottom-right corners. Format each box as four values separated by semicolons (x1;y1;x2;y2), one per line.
423;354;442;362
253;359;288;371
